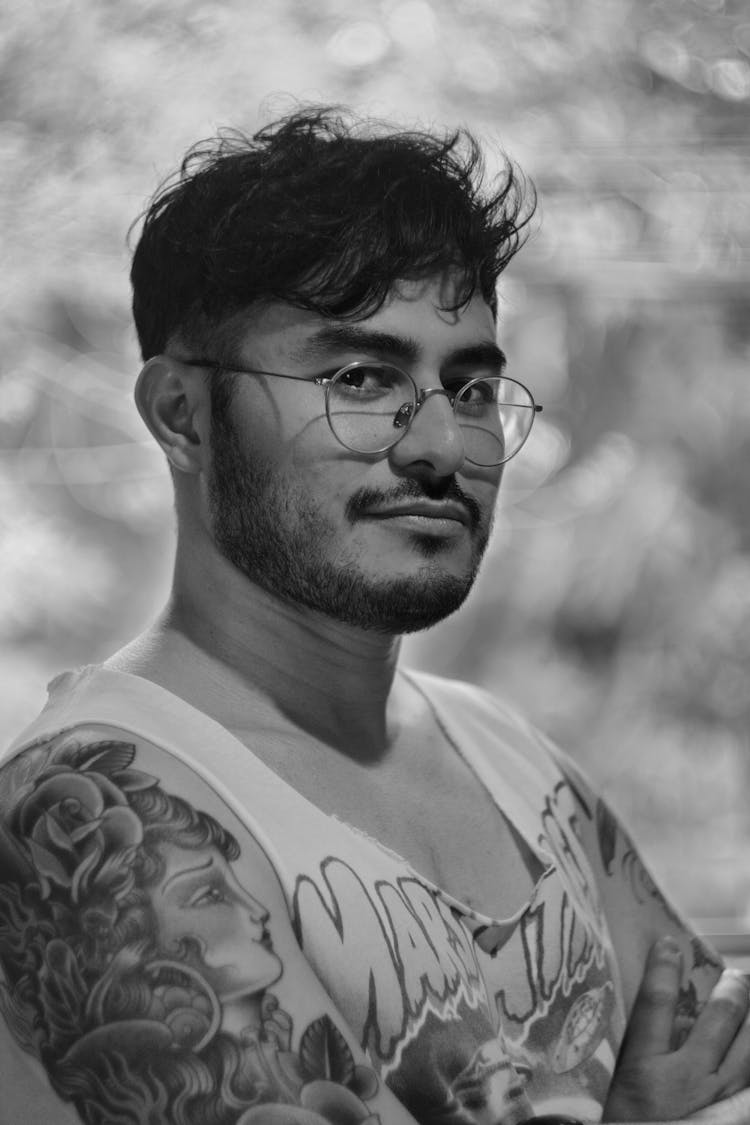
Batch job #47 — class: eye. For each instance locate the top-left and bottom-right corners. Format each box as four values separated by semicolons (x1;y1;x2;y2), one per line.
334;364;402;396
443;379;471;402
466;381;495;402
187;882;227;908
452;378;497;411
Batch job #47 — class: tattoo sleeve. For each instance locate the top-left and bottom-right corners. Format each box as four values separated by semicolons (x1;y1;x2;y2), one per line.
0;728;408;1125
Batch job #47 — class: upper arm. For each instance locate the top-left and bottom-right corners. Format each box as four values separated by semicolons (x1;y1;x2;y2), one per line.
0;725;417;1125
555;753;724;1020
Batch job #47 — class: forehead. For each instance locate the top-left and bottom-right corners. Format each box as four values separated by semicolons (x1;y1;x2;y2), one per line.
234;277;497;365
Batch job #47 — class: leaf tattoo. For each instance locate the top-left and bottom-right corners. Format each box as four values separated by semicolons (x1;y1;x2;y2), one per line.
596;798;619;876
299;1014;356;1087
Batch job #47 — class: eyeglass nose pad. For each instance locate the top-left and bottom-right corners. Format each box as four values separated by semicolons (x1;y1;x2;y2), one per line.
393;402;414;430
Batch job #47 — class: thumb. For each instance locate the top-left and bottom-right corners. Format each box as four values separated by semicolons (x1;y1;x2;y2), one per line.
619;936;683;1061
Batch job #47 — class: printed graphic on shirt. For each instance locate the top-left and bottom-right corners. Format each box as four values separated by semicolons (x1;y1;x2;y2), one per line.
0;736;383;1125
293;777;625;1124
295;859;537;1123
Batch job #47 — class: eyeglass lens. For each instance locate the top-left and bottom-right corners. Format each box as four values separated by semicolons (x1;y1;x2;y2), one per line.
326;364;536;466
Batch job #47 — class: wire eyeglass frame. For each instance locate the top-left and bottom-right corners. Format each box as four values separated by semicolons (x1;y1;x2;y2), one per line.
177;357;543;467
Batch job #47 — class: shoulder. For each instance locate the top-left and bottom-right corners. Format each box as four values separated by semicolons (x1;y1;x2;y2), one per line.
403;666;541;733
403;665;588;787
0;720;273;895
0;665;260;827
1;665;157;770
0;723;241;907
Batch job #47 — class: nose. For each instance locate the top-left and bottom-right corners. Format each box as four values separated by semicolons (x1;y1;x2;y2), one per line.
238;887;269;927
388;387;466;477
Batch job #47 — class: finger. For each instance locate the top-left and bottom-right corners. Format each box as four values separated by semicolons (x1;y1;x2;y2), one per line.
686;970;750;1072
715;1006;750;1096
620;935;683;1059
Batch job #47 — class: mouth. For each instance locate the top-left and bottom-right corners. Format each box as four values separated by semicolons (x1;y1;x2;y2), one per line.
360;502;471;531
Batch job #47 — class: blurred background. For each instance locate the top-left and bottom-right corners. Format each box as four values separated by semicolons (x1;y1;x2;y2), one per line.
1;0;749;939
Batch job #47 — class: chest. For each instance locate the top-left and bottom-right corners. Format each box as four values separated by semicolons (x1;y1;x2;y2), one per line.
241;713;545;921
361;758;541;918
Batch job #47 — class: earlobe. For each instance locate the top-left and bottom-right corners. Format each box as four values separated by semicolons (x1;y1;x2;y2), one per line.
135;357;206;475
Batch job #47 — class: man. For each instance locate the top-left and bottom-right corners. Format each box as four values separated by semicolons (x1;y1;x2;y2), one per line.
1;107;749;1125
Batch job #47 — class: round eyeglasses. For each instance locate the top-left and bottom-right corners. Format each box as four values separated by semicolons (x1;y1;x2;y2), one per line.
179;358;542;467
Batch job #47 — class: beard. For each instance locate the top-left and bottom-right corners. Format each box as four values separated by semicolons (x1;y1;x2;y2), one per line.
207;402;494;635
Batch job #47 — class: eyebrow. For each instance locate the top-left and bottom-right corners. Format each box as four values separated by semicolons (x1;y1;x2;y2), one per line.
295;324;507;373
161;856;214;895
295;325;420;363
445;342;507;373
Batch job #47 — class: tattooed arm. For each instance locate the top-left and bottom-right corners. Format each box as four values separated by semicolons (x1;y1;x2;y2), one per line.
553;758;724;1014
0;726;419;1125
551;754;750;1123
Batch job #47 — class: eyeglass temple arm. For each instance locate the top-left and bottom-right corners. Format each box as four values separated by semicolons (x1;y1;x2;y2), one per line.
170;357;333;385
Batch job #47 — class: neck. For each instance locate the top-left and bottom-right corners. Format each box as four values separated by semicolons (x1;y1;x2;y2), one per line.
108;546;404;759
219;994;265;1039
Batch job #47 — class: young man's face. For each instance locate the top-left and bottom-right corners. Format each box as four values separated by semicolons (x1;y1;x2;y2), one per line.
204;276;504;634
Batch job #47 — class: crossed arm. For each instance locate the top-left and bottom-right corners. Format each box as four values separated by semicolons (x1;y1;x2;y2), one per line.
555;755;750;1123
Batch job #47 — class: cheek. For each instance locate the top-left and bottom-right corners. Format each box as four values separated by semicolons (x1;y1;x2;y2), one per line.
464;461;503;488
467;469;503;514
213;905;260;943
200;913;270;974
156;908;226;954
246;389;330;458
280;456;366;527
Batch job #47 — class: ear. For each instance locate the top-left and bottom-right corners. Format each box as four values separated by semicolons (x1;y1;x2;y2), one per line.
135;357;209;475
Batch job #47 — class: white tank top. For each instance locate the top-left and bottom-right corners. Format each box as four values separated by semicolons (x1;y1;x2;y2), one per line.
0;664;629;1123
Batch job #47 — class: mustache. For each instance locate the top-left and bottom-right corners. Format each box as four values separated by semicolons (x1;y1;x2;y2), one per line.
345;479;482;532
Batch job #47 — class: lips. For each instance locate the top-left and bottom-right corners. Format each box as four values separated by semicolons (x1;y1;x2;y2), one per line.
361;502;470;526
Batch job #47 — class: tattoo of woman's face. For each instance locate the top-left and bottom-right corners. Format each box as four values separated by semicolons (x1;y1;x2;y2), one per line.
147;841;283;1027
0;738;382;1125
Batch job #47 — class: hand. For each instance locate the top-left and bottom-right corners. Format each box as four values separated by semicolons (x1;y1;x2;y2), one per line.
603;936;750;1122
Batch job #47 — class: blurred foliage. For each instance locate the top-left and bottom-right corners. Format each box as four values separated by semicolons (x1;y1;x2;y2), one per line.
2;0;750;921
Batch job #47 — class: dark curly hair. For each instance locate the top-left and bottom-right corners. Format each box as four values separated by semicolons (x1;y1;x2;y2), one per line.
130;105;535;361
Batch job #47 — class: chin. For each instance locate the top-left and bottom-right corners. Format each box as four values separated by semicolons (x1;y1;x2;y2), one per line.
339;572;476;634
209;956;283;1000
225;531;483;634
